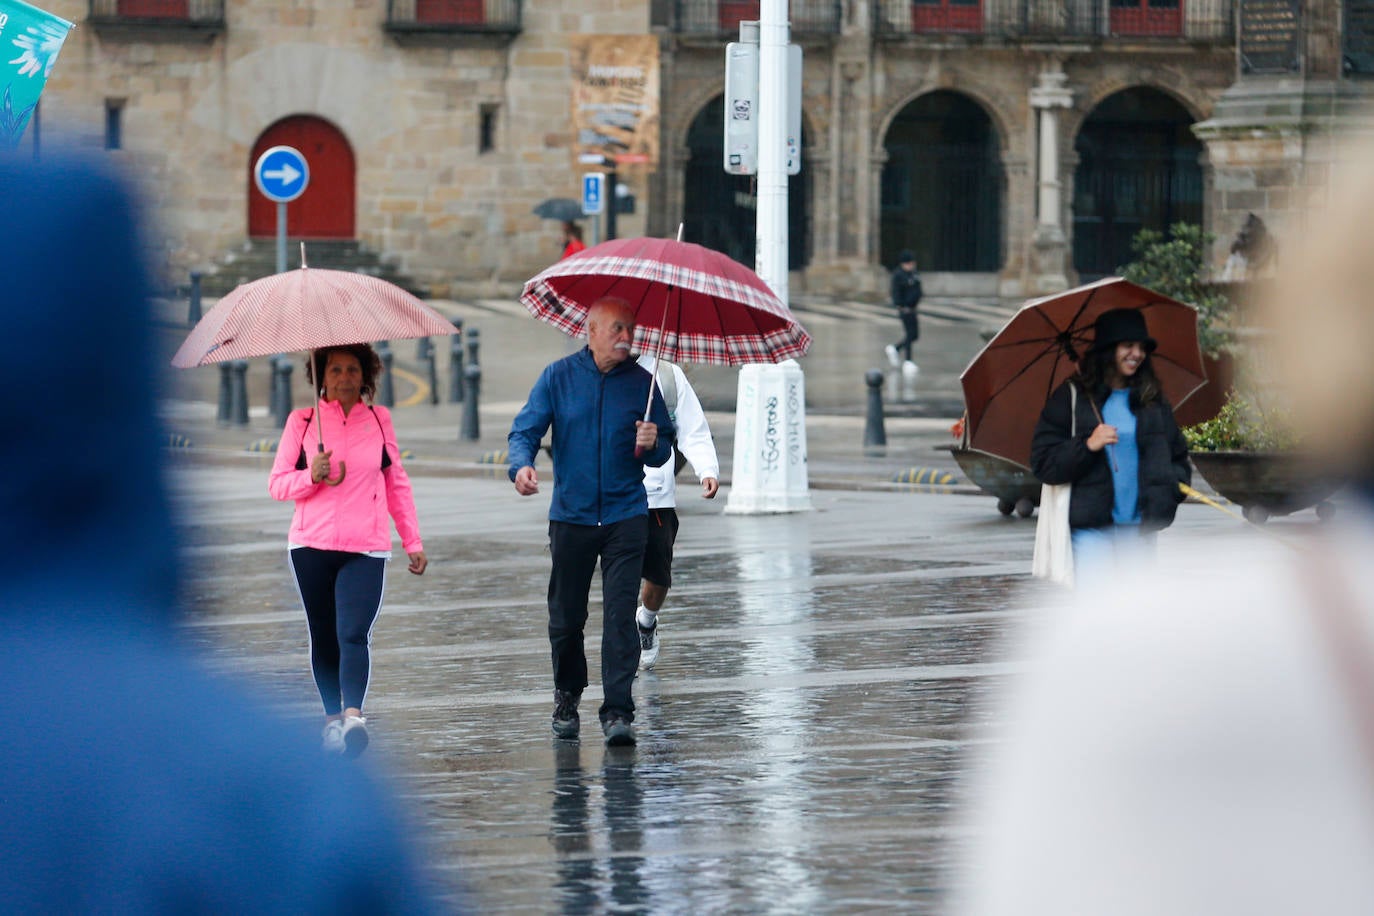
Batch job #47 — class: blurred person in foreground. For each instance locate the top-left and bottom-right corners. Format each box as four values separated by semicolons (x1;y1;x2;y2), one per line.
269;343;428;758
1029;307;1191;587
953;137;1374;915
632;354;720;669
508;297;673;746
0;152;442;912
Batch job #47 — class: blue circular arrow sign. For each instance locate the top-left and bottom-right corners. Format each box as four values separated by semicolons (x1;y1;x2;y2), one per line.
254;145;310;204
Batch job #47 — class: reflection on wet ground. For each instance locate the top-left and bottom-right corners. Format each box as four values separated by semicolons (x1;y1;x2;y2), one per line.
174;467;1041;912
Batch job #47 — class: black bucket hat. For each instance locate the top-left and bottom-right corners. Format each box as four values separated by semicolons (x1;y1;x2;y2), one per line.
897;249;915;264
1090;308;1157;354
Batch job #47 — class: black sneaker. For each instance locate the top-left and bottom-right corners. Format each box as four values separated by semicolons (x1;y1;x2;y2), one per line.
602;715;636;747
552;689;580;740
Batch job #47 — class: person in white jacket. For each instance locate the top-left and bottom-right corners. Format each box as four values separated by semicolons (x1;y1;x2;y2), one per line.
635;355;720;668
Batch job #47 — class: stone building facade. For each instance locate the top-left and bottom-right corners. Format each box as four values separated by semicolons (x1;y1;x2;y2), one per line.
27;0;1374;299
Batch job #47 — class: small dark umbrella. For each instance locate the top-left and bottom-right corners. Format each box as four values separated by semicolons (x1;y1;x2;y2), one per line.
532;198;584;222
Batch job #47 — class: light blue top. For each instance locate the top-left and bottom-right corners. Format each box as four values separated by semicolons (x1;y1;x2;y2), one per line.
1102;388;1141;525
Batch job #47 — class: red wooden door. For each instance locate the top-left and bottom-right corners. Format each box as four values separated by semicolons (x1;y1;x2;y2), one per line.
248;117;355;239
117;0;189;16
719;1;760;30
416;0;485;23
1110;0;1183;35
911;0;983;32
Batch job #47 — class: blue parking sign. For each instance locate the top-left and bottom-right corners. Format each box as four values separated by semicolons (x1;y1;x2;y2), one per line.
582;172;604;216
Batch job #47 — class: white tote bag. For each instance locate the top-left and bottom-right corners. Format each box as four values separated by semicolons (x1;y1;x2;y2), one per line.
1031;384;1076;587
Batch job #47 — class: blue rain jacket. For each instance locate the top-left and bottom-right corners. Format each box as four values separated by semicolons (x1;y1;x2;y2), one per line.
508;348;674;525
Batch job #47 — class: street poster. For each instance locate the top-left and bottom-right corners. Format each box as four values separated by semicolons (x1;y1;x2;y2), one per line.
569;34;660;170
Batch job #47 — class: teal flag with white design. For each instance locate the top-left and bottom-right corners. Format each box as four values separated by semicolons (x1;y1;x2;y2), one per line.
0;0;73;148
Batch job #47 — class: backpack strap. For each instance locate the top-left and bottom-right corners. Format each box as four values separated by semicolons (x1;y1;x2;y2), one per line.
368;405;392;469
294;410;314;471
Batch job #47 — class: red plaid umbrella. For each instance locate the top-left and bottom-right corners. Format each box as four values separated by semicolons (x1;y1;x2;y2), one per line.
519;235;811;365
171;265;455;368
959;277;1207;469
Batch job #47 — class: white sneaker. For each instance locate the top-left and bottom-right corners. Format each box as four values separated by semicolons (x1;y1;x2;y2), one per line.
322;719;345;755
638;620;660;669
341;715;369;758
902;360;919;379
884;344;900;368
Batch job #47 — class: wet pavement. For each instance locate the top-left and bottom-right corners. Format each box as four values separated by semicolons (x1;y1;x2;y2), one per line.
155;294;1288;912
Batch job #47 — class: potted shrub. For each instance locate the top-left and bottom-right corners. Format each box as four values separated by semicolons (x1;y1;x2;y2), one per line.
1182;390;1339;523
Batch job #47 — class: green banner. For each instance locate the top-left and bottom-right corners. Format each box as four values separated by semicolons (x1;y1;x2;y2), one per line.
0;0;73;148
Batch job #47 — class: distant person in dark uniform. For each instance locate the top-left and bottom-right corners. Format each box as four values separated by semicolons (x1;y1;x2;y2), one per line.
886;249;923;372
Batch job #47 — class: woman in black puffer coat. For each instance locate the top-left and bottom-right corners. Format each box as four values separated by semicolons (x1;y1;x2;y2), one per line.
1030;308;1191;582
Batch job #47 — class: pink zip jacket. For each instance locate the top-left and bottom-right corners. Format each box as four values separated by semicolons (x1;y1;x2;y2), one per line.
269;399;423;555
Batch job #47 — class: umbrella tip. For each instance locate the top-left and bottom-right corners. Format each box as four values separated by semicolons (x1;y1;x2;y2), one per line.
300;242;308;270
675;223;684;242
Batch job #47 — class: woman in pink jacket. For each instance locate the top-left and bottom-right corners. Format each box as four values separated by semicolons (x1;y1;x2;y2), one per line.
270;344;427;757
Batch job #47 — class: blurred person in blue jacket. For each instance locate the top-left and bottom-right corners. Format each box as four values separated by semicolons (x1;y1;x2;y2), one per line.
0;152;445;913
508;297;673;747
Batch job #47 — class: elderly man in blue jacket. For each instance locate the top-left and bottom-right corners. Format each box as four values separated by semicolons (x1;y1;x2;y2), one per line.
509;297;674;747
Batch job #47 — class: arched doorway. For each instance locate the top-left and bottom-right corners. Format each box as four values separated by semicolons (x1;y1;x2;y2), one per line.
248;116;355;239
682;95;810;270
1072;88;1202;277
880;91;1003;271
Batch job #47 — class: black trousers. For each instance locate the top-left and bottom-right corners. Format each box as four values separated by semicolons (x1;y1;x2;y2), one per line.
547;516;648;723
894;308;920;361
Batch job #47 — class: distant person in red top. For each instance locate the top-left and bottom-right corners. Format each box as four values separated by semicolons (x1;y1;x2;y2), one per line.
561;221;586;260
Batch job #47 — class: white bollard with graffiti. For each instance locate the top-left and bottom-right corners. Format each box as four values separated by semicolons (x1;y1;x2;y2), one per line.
724;361;812;514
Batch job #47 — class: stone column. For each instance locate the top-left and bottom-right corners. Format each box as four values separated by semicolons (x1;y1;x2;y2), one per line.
1027;65;1073;294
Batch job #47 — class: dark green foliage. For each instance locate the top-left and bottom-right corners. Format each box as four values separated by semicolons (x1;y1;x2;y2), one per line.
1118;223;1232;358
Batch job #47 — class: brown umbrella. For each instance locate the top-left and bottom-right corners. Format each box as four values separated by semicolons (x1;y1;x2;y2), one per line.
960;277;1207;469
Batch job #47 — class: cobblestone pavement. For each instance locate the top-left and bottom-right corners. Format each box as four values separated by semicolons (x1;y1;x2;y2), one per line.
156;294;1292;912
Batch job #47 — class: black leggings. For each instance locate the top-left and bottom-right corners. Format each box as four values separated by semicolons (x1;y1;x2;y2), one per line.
289;547;386;715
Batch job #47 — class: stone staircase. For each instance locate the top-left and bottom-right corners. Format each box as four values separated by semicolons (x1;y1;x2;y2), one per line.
196;238;428;299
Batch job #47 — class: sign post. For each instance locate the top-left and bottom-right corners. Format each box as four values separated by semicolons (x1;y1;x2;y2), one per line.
253;145;310;274
582;170;605;245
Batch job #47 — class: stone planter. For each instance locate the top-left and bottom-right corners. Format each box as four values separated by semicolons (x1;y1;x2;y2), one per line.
1189;450;1341;523
938;445;1041;518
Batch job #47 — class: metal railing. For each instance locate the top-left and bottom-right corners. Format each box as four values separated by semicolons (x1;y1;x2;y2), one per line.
874;0;1233;41
88;0;224;26
385;0;522;34
665;0;842;36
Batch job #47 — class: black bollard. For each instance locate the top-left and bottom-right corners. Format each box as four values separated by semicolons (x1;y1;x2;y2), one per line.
449;319;465;403
422;338;439;405
268;355;285;424
229;359;250;426
187;271;203;325
465;327;480;369
460;363;481;441
863;369;887;449
271;356;293;428
217;362;233;425
376;341;395;407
